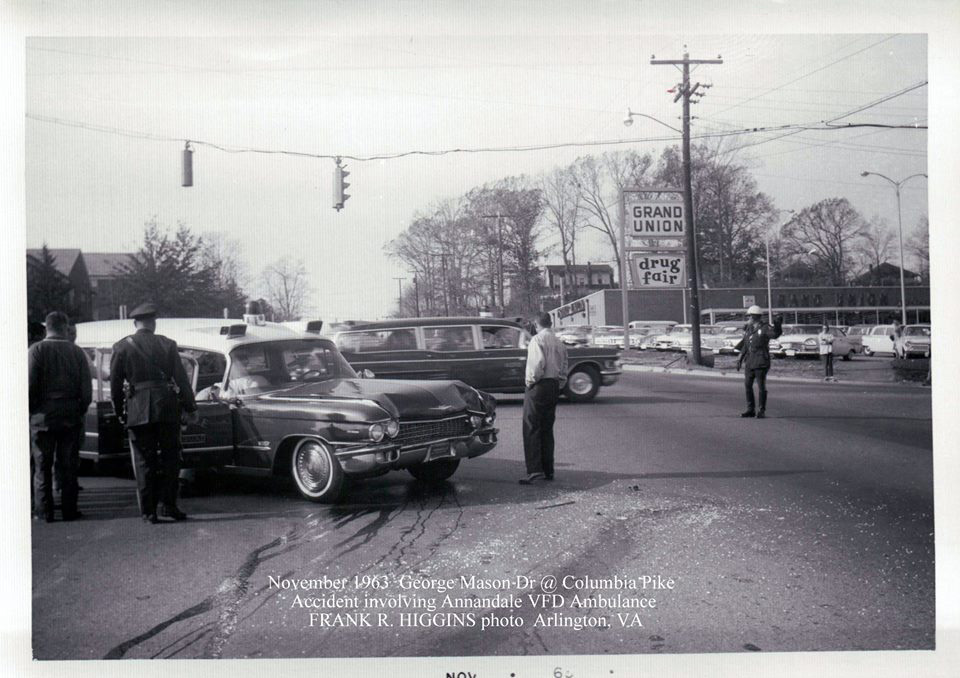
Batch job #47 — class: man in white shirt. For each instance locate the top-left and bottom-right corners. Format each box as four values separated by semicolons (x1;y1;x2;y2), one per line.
521;313;568;484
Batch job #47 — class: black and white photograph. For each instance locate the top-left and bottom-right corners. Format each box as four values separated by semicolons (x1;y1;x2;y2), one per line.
3;2;959;677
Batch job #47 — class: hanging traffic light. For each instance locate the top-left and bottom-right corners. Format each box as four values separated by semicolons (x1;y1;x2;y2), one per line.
181;141;194;187
333;158;350;211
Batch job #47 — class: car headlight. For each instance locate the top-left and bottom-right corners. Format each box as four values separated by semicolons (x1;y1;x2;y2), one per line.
803;338;817;346
470;415;484;430
385;420;400;438
369;423;385;442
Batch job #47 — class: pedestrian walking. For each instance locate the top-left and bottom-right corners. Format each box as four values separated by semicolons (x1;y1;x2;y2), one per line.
520;312;568;485
734;305;783;419
818;324;835;381
109;303;198;523
28;311;91;522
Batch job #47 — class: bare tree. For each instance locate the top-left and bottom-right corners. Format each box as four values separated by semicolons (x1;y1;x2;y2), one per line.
568;150;654;284
857;216;896;280
906;214;929;281
539;167;582;302
781;198;866;286
260;257;311;321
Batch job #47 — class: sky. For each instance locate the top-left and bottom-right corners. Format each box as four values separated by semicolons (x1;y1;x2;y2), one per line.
23;22;928;321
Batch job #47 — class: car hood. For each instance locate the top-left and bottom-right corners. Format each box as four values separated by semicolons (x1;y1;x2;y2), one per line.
264;378;490;419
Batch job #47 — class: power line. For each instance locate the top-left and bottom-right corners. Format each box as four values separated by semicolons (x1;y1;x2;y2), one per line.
710;34;900;119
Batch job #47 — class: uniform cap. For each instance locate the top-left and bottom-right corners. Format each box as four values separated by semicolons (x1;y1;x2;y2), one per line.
130;302;158;319
746;305;763;316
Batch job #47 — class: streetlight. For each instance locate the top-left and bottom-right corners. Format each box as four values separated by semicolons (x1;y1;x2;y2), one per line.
860;171;927;325
765;209;795;324
623;108;682;133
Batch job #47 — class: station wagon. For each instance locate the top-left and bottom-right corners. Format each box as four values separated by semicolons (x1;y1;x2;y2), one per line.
332;317;622;402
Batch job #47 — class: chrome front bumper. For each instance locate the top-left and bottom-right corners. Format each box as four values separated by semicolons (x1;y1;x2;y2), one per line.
335;427;499;475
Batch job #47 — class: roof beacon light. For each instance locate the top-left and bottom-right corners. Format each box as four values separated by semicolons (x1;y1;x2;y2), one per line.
243;300;266;326
220;324;247;338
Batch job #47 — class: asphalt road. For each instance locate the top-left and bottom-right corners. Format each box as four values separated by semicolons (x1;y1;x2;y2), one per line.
31;371;934;660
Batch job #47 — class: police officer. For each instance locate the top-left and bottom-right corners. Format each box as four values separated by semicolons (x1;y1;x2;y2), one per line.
734;305;783;419
520;312;568;484
28;311;91;522
110;303;198;523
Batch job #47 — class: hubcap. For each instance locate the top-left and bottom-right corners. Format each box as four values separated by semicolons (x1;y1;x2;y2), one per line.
295;441;332;494
568;371;594;395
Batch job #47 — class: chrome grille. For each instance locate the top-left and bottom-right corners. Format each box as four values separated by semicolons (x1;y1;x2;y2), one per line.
396;416;470;448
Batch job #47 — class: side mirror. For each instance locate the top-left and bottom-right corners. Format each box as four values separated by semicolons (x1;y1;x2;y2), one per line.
360;368;375;379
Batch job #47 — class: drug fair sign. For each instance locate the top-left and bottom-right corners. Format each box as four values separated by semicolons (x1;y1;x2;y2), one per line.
630;253;686;287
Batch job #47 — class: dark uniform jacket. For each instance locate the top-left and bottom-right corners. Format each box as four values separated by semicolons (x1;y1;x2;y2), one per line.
110;329;197;427
734;319;783;370
28;337;92;431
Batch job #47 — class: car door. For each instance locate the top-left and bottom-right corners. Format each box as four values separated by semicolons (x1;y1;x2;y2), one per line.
421;324;484;385
478;325;526;391
178;349;234;468
86;347;127;466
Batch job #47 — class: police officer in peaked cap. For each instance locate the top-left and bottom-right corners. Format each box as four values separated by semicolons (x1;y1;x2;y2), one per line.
733;305;783;419
110;303;198;523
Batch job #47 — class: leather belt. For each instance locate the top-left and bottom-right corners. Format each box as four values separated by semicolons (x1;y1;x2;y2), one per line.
133;379;170;389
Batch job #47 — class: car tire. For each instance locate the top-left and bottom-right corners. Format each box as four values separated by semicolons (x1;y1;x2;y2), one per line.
407;458;460;483
564;365;600;402
863;346;873;357
842;349;854;362
291;437;344;503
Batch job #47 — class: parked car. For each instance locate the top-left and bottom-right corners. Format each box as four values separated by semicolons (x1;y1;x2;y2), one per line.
676;325;722;353
592;326;648;350
860;325;896;356
771;325;857;360
711;325;746;355
892;324;931;359
557;325;593;346
653;324;691;351
75;317;498;503
332;317;622;402
843;324;874;354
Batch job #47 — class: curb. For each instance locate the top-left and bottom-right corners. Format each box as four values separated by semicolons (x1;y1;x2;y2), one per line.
620;363;930;388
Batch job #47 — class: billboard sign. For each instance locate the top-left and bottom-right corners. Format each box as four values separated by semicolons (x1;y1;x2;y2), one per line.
630;253;686;287
628;200;685;238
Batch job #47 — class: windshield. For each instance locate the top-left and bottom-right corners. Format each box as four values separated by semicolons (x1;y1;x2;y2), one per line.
226;339;357;395
783;325;821;335
904;326;931;337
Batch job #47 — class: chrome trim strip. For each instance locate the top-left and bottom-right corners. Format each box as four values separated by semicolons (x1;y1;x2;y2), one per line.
181;446;234;454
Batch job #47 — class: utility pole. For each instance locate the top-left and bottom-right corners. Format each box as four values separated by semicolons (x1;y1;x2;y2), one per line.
392;277;406;317
651;48;722;365
411;273;420;317
480;213;506;316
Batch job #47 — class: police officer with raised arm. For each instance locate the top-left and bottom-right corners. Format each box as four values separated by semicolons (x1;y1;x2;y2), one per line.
110;303;198;523
520;312;568;485
29;311;91;522
734;305;783;419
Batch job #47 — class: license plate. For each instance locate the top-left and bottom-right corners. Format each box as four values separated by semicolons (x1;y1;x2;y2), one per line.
785;349;796;356
426;442;455;461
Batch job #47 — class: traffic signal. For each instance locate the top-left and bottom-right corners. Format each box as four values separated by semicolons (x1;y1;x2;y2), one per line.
333;160;350;211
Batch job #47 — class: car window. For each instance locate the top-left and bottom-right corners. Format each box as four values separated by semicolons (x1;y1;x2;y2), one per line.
481;326;521;349
227;339;356;395
904;326;931;337
423;325;476;352
337;328;418;353
180;348;227;391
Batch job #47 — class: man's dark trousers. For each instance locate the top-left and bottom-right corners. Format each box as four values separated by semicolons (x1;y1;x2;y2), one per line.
129;424;180;515
523;379;560;476
32;426;81;518
744;367;769;412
